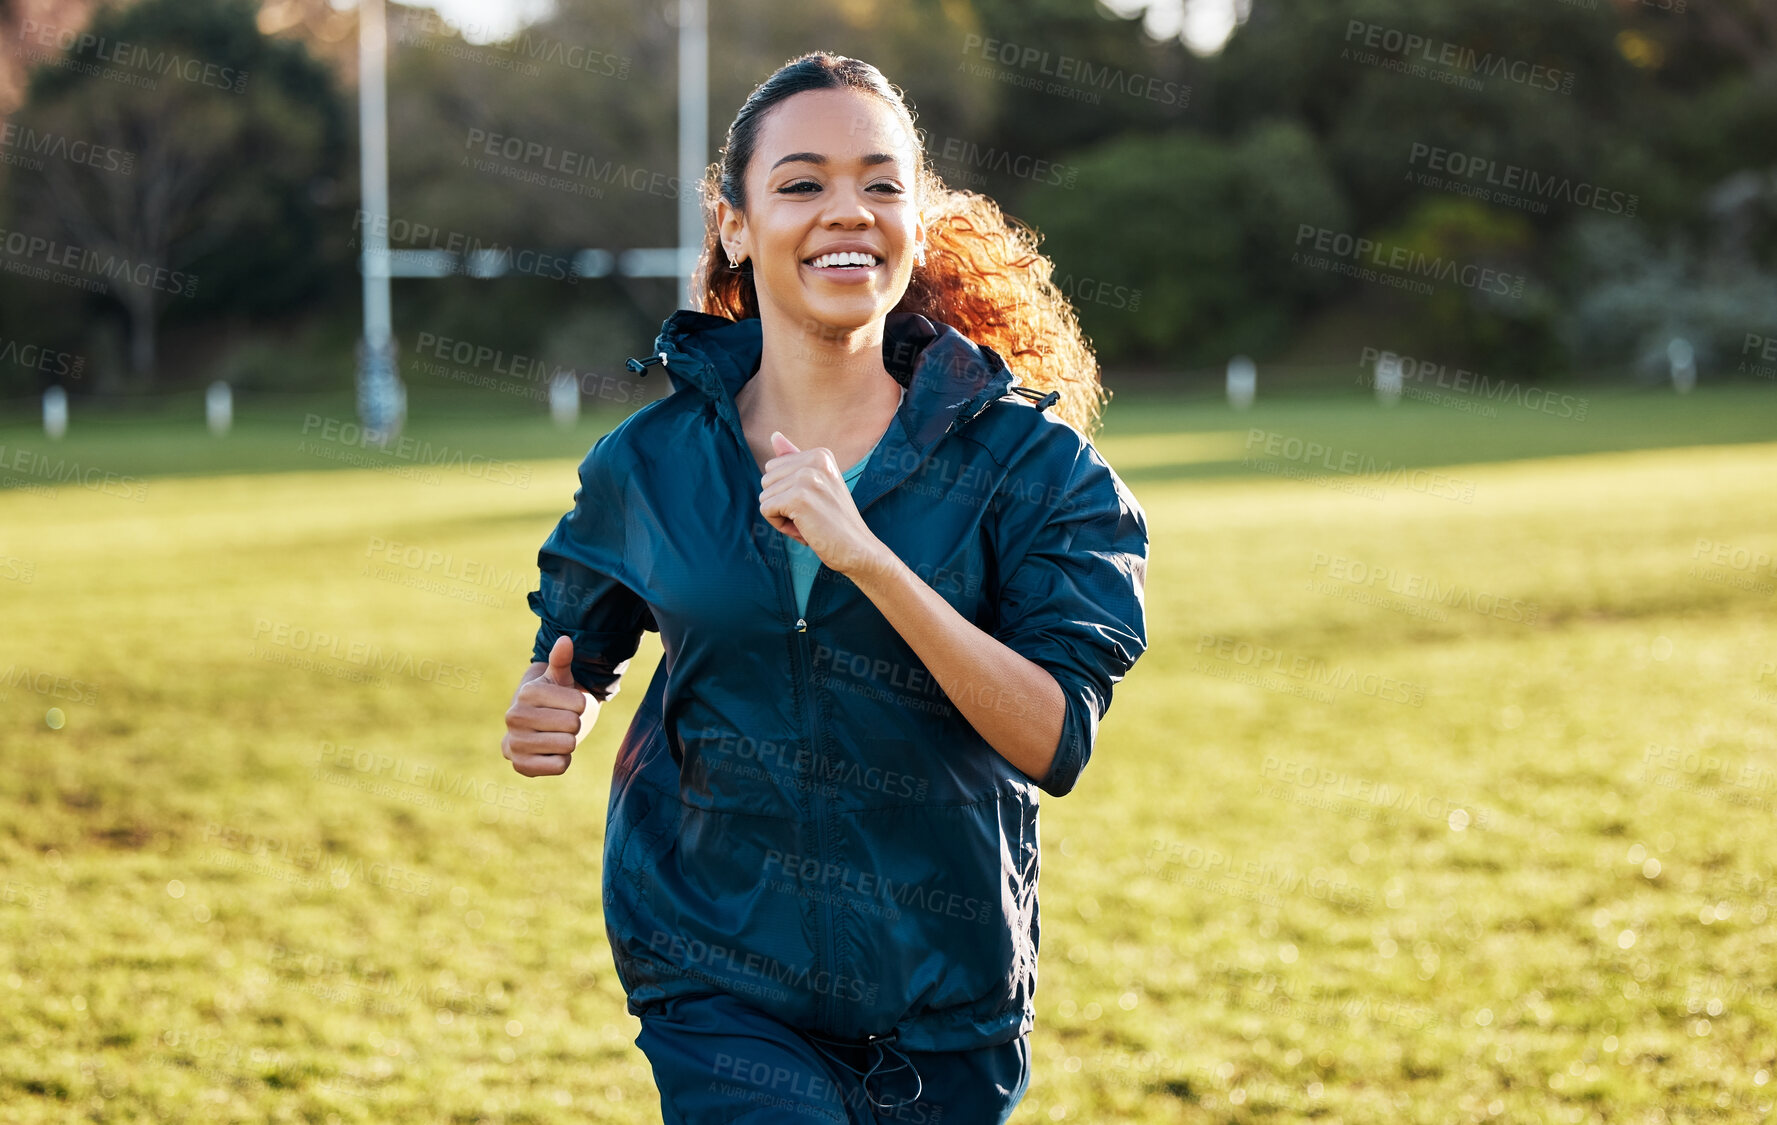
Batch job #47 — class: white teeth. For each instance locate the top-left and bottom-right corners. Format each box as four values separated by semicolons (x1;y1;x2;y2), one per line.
809;251;879;269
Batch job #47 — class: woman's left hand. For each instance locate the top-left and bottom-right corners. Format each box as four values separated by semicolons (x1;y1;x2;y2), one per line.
759;432;887;578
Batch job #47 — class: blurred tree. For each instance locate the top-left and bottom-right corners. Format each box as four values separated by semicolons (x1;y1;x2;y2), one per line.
1017;120;1348;364
1146;0;1777;377
2;0;346;388
8;0;1774;396
1367;195;1561;375
894;0;1195;160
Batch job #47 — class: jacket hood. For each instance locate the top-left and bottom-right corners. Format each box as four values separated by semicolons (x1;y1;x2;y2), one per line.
634;309;1022;451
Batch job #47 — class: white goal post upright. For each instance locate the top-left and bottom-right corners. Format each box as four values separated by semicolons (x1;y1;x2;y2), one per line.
354;0;708;429
355;0;404;443
676;0;707;305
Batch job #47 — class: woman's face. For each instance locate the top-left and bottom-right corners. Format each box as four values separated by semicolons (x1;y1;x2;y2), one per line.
720;87;924;339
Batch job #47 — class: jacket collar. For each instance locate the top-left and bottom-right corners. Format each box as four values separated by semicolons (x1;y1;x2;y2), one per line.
644;308;1017;514
651;309;1013;433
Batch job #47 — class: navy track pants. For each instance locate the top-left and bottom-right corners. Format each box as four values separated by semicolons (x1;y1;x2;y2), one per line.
634;991;1031;1124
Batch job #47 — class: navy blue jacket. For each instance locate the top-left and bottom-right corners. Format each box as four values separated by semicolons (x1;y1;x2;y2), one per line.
528;309;1148;1052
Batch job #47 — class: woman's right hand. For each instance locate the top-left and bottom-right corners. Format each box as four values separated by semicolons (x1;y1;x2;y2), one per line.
502;635;597;777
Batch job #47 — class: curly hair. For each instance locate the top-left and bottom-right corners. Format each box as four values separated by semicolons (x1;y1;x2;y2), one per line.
690;51;1109;438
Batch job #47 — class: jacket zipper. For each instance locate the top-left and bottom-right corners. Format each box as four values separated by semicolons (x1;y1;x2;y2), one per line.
781;563;841;1031
700;369;842;1031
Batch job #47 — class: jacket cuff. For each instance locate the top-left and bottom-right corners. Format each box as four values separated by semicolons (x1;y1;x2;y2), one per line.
1035;667;1104;798
529;618;642;704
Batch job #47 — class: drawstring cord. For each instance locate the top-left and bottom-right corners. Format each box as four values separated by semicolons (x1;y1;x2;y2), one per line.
802;1029;924;1113
1009;385;1060;412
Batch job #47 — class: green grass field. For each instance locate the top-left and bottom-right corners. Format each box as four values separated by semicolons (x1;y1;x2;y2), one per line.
3;382;1775;1124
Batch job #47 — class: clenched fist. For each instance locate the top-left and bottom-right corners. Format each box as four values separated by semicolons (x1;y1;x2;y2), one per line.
758;431;890;578
502;635;597;777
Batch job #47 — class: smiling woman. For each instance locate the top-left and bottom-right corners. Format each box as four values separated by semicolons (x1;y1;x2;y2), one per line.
502;50;1150;1125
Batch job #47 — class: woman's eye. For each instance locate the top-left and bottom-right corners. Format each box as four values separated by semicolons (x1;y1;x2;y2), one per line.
775;181;903;195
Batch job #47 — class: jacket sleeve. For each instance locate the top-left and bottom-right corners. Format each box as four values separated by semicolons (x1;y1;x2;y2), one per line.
527;430;654;703
989;428;1149;797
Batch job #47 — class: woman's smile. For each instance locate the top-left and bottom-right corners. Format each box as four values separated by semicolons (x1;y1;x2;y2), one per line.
802;246;886;282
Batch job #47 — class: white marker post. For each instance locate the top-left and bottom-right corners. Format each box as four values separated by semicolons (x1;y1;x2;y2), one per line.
206;381;233;436
1374;351;1403;406
1667;337;1696;393
549;372;580;428
43;386;68;439
1226;356;1256;410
